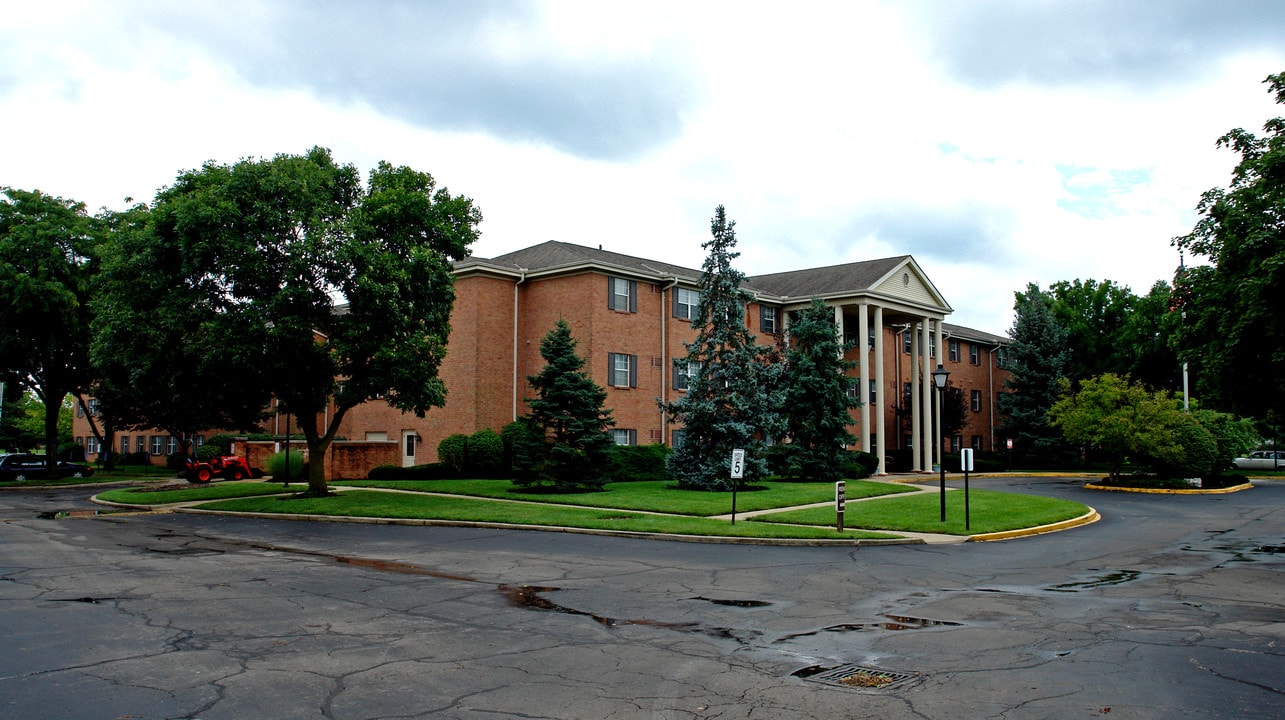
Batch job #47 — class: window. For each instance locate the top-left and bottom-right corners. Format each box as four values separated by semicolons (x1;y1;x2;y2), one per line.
869;379;877;405
671;429;686;448
903;331;912;353
868;325;876;349
88;398;100;416
929;334;937;358
952;435;962;453
948;339;960;362
902;382;912;408
673;287;699;320
608;353;637;388
673;360;698;391
609;277;637;313
167;436;178;455
121;436;131;456
996;347;1010;368
760;306;778;334
969;343;981;365
150;436;164;455
136;436;146;453
612;429;638;446
971;435;983;450
971;389;982;412
86;436;99;455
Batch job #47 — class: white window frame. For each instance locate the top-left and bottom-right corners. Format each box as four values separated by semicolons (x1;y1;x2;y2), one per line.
674;287;699;320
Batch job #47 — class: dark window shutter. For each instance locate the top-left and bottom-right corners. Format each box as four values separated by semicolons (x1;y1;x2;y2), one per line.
608;276;615;310
630;354;638;387
629;280;637;313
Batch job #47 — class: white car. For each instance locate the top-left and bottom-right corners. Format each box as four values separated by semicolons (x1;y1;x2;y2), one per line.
1231;450;1283;471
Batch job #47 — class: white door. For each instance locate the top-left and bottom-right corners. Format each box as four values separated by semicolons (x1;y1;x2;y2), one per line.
401;430;417;467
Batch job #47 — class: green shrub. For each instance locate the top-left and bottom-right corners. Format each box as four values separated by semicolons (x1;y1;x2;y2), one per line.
195;443;222;461
468;429;506;477
608;444;672;482
267;451;307;481
438;433;469;474
500;421;528;470
166;451;187;470
842;450;879;479
762;444;792;477
120;451;150;466
367;463;453;480
203;434;235;455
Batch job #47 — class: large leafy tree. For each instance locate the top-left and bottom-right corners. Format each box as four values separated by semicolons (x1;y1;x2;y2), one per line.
515;320;616;492
663;206;781;490
92;202;271;460
1042;279;1136;382
0;188;98;472
141;147;481;495
1173;71;1285;428
779;297;857;482
998;284;1070;461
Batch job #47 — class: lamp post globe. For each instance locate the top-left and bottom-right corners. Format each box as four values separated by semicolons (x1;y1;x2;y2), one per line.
932;364;949;521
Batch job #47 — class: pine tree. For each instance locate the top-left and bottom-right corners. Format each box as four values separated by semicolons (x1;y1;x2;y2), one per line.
517;320;615;492
779;297;858;482
663;206;781;490
999;284;1071;462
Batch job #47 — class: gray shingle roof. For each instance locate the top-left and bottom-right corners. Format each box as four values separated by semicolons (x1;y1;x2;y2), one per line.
745;256;910;298
484;240;703;280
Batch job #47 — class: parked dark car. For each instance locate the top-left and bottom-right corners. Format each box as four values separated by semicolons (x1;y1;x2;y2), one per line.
0;453;96;481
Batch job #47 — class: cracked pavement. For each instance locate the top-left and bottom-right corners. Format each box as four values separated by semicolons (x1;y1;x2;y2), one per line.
1;476;1281;719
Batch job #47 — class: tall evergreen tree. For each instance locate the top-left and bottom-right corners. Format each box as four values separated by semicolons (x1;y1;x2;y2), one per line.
779;297;857;482
663;206;781;490
999;284;1071;461
516;320;615;492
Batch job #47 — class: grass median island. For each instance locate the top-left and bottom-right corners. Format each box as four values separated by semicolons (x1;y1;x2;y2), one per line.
753;488;1090;535
96;482;306;505
338;478;915;515
188;490;900;540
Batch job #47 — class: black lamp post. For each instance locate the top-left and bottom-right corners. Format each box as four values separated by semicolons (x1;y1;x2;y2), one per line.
932;363;950;522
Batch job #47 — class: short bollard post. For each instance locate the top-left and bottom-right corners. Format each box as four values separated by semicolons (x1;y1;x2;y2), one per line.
835;480;846;533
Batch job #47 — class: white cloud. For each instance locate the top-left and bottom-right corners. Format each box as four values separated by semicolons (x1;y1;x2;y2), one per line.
2;0;1282;336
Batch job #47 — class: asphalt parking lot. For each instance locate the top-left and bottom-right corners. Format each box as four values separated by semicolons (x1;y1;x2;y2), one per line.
1;475;1281;719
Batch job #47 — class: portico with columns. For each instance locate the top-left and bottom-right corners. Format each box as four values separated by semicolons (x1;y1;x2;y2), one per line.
749;256;953;476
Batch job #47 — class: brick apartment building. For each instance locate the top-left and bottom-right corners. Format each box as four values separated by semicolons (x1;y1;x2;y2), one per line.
73;241;1011;478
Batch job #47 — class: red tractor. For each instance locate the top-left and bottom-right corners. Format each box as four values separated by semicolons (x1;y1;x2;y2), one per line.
184;455;255;484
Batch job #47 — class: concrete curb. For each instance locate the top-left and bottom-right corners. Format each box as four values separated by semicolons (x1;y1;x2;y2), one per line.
967;507;1101;542
171;507;928;546
1083;482;1254;495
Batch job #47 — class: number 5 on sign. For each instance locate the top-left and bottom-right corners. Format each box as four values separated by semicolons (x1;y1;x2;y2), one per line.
730;449;745;479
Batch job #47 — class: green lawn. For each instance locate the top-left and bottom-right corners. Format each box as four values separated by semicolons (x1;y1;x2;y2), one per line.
754;488;1090;535
338;478;914;515
192;490;898;540
91;477;1092;541
96;482;305;505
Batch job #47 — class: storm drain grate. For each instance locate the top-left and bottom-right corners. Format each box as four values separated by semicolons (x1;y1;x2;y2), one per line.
795;663;918;690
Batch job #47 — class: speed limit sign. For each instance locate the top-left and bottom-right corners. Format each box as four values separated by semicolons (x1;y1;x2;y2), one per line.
730;449;746;479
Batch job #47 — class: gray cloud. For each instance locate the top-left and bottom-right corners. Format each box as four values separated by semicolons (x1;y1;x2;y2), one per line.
836;204;1011;262
910;0;1285;88
144;1;696;161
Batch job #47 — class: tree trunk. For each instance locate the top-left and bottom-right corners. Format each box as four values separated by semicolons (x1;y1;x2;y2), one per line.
43;392;61;474
305;435;331;496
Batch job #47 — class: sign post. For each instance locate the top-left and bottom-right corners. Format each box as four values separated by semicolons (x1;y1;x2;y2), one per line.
729;449;745;525
835;480;846;532
961;448;974;531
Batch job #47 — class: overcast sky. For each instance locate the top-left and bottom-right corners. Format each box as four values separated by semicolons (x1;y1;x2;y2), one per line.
4;1;1284;333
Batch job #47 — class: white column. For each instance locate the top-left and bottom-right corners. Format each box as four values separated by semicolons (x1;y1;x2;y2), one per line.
921;317;933;472
857;302;870;453
910;324;922;472
873;306;886;474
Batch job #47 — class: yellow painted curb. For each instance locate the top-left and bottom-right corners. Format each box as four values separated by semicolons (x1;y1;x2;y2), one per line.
968;508;1100;542
1083;482;1254;495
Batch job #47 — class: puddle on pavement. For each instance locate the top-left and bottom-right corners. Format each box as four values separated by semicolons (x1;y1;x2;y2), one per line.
1047;569;1141;592
1048;570;1142;592
36;509;136;519
776;614;962;642
692;596;773;608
